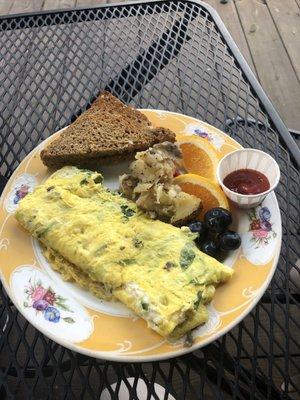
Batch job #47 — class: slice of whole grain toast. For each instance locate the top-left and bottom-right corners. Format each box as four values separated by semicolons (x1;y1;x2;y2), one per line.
40;91;175;170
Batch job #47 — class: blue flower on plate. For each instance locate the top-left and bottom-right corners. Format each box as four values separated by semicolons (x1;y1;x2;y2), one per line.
44;306;60;323
13;195;20;205
259;207;271;222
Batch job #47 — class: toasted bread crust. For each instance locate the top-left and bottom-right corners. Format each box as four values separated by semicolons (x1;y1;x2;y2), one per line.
41;92;175;169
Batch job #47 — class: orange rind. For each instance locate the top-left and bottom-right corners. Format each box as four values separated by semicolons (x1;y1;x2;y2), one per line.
176;135;219;182
174;173;229;220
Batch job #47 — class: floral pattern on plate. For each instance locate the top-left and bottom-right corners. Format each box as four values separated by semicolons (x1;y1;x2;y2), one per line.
240;195;280;265
24;276;75;324
4;173;37;213
10;266;94;343
184;123;225;149
248;206;276;248
0;110;281;361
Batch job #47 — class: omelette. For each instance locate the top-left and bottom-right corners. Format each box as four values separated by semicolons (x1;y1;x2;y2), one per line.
15;167;233;339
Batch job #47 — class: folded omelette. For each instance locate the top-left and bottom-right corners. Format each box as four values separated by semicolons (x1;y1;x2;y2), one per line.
15;167;233;339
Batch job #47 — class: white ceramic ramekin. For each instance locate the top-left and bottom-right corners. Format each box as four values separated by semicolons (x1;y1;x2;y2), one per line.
217;149;280;209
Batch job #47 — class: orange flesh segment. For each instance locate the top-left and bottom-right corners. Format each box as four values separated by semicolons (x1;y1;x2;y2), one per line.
180;143;216;180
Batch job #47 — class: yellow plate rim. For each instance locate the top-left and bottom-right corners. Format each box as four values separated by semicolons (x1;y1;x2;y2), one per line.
0;109;282;362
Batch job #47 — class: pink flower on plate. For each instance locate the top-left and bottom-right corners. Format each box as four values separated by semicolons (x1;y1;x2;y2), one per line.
31;286;47;302
253;229;268;239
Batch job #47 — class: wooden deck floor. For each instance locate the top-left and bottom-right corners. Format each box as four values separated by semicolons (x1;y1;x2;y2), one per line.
1;0;300;131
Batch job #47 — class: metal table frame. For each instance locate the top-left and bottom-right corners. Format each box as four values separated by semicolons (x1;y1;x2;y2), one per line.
0;1;299;399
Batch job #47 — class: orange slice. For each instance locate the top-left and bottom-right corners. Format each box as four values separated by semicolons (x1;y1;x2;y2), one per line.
176;135;219;182
174;173;229;220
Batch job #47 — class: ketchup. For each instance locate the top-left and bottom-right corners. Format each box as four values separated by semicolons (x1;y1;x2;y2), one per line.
223;169;270;195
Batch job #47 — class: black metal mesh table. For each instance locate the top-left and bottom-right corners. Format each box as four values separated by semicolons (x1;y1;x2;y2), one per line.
0;1;299;399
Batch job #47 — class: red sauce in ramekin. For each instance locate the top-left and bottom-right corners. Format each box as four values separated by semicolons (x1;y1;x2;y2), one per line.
223;169;270;195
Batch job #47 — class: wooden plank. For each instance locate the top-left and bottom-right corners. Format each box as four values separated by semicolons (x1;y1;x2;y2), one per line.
267;0;300;82
205;0;257;74
76;0;125;5
235;0;300;131
9;0;44;14
0;0;14;14
43;0;76;11
76;0;108;6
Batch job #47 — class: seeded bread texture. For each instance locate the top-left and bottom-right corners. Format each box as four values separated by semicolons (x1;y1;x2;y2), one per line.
40;92;175;170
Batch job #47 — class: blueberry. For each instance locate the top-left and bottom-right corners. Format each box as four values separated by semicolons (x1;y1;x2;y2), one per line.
204;207;232;233
189;221;207;242
218;230;241;251
201;240;219;258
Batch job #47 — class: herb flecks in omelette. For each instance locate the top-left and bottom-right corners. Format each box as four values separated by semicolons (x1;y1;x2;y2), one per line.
15;166;233;340
132;237;143;248
119;258;136;266
93;175;103;184
141;301;149;311
94;244;107;256
80;178;88;185
190;277;201;285
164;261;176;271
120;205;135;219
36;222;57;239
194;292;203;310
180;243;196;270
